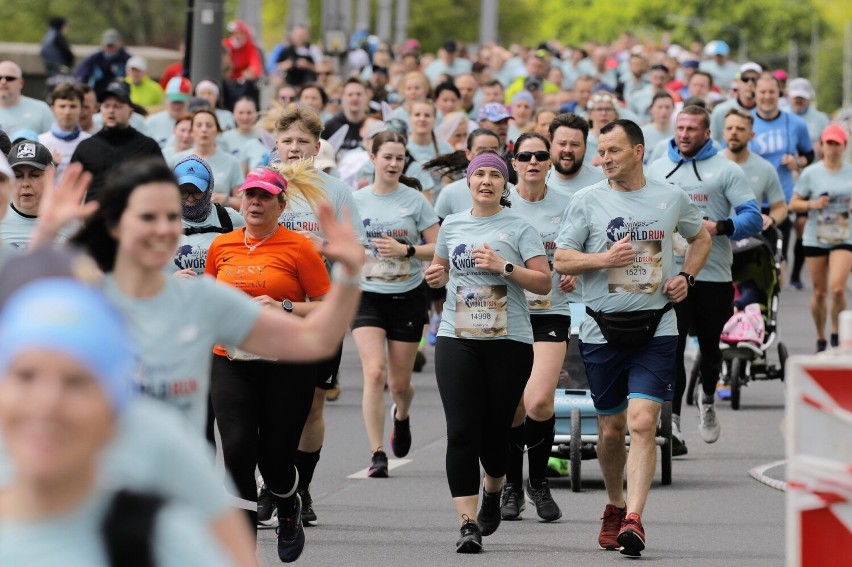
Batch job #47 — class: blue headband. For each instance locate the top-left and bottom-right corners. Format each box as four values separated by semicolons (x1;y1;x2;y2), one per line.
0;279;135;413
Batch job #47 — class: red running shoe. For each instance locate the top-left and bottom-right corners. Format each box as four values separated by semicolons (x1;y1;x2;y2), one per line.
598;504;626;550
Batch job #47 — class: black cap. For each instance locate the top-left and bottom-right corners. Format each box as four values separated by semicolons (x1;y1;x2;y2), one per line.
442;40;458;53
0;130;10;155
7;140;55;170
98;81;131;105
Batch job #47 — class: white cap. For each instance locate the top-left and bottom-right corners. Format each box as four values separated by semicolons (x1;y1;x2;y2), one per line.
788;78;814;100
126;55;148;72
739;62;763;76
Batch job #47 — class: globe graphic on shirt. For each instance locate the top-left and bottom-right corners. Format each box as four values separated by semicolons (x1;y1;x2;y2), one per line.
175;244;197;269
451;243;468;270
606;217;628;242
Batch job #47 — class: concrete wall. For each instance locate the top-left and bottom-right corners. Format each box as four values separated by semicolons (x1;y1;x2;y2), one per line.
0;42;181;98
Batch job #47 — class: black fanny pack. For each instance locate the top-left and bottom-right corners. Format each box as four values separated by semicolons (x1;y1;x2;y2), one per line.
585;303;673;347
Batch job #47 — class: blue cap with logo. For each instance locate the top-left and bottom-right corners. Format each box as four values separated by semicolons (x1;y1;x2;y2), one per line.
477;102;511;123
174;156;211;192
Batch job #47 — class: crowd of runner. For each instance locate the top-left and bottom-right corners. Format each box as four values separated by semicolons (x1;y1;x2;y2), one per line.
0;19;850;564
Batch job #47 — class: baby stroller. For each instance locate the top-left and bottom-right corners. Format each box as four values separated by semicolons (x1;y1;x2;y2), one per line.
686;228;788;410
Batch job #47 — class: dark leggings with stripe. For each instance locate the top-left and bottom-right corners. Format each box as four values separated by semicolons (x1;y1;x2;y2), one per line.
211;355;316;532
435;337;533;497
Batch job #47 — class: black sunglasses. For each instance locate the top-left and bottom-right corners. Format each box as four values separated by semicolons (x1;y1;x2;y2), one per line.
515;150;550;162
740;76;759;84
0;76;20;82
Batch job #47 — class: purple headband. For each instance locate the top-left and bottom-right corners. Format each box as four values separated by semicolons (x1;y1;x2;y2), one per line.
466;152;509;186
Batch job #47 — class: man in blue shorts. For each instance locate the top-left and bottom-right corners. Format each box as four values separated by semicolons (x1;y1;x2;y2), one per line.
555;119;711;556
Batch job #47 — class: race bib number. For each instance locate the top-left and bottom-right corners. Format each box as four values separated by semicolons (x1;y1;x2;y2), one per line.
362;246;409;282
455;284;508;338
816;211;850;245
524;289;552;311
608;240;663;294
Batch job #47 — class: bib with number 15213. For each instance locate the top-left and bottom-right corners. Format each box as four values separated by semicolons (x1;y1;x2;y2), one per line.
607;240;662;294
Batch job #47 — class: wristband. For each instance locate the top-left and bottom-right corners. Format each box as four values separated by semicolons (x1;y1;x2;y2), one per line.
405;244;416;258
715;219;734;236
331;263;360;288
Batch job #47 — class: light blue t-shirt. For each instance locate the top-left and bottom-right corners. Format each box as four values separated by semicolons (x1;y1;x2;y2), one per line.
509;186;574;316
0;489;230;567
647;150;756;282
0;398;232;520
750;110;813;201
436;208;546;344
169;148;245;195
556;179;703;344
0;96;54;135
145;110;177;147
641;124;674;163
170;205;245;275
103;275;260;431
221;129;268;169
215;108;236;131
434;177;472;219
352;184;439;293
0;204;78;251
278;170;368;245
739;152;785;207
546;165;605;196
794;162;852;248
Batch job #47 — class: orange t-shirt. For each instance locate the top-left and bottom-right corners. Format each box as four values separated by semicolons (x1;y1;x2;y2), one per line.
205;226;331;356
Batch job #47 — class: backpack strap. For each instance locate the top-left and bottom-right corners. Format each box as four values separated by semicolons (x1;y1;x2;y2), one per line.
102;490;165;567
183;204;235;236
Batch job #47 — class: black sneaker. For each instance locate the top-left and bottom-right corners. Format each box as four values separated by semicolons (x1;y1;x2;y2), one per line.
413;350;426;372
500;482;525;520
477;486;502;536
299;488;317;527
525;477;562;522
456;516;483;554
390;403;412;458
368;450;389;478
257;484;277;528
276;493;305;563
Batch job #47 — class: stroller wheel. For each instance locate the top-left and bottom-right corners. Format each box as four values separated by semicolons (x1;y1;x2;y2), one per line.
730;358;744;410
686;354;701;406
778;343;788;381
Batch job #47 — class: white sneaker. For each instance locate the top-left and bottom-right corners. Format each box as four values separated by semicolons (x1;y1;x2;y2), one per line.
697;393;721;443
671;414;688;456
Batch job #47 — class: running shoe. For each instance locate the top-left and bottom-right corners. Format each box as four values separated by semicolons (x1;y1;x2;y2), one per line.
617;512;646;557
276;493;305;563
546;457;570;477
789;279;804;290
817;339;828;353
298;488;317;527
671;414;688;457
477;487;502;536
500;482;525;520
257;484;278;528
413;350;426;372
326;373;341;402
525;477;562;522
598;503;626;550
716;380;731;401
389;403;412;458
697;392;721;443
368;450;389;478
456;516;483;553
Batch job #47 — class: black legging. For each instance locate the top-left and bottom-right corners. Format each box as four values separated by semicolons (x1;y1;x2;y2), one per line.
211;355;316;531
435;337;533;497
673;281;735;416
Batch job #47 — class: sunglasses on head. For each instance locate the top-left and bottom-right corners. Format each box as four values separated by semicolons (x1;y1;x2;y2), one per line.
515;150;550;162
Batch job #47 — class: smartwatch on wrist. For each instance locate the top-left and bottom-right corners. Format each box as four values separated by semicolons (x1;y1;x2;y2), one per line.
405;244;416;258
500;262;515;278
678;272;695;287
281;299;294;313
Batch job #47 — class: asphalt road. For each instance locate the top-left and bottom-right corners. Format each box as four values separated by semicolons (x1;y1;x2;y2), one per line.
256;278;824;566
